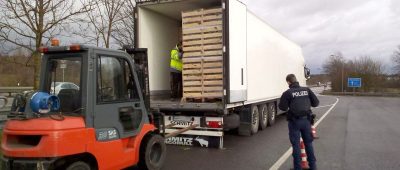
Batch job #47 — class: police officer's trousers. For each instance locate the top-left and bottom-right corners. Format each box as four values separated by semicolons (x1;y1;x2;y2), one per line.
288;117;316;170
170;72;182;98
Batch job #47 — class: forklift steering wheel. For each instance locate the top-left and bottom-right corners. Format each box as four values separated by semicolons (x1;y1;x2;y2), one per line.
100;87;114;100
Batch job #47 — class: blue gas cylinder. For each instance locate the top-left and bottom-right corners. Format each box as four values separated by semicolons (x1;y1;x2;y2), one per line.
30;92;60;114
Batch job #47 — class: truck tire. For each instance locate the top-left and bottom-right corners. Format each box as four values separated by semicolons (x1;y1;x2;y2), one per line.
251;105;259;134
258;104;268;130
267;102;276;126
139;134;166;170
66;161;91;170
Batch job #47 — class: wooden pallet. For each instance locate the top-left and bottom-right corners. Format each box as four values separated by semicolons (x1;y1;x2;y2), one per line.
181;8;223;102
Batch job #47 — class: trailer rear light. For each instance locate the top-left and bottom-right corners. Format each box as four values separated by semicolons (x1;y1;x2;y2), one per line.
69;44;81;51
207;121;222;128
39;47;48;53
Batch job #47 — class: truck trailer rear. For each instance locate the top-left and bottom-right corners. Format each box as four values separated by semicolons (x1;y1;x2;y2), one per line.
135;0;310;148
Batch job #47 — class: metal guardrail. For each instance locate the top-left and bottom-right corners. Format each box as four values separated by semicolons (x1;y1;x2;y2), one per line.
0;96;10;122
0;108;8;129
0;96;7;108
0;106;9;122
0;113;7;120
0;87;33;96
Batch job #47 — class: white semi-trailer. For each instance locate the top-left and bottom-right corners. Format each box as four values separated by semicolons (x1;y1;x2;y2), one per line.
135;0;310;148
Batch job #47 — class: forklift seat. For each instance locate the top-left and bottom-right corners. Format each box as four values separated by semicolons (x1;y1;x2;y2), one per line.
57;89;80;113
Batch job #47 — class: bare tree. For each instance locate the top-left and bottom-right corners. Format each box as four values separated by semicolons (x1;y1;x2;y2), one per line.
347;56;383;92
0;50;34;86
323;53;384;92
323;52;346;92
392;45;400;75
112;0;136;47
0;0;91;89
78;0;126;48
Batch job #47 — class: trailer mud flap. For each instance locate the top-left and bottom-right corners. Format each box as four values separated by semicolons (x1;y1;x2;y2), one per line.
238;106;252;136
165;135;222;148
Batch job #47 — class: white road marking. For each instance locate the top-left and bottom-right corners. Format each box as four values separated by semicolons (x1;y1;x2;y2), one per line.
313;97;338;127
269;96;339;170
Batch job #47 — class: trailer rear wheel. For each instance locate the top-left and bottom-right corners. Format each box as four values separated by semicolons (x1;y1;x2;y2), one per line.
267;103;276;126
66;161;91;170
258;104;268;130
251;105;259;134
139;134;166;170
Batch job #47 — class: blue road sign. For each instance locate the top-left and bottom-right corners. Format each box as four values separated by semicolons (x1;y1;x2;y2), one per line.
348;78;362;88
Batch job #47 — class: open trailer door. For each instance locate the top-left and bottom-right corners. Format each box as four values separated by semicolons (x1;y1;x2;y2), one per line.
227;0;247;103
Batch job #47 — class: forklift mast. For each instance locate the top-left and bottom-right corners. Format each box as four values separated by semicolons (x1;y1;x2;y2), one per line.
124;47;150;112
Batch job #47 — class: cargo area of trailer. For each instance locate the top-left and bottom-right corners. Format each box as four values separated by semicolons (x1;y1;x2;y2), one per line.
136;0;308;112
136;0;227;112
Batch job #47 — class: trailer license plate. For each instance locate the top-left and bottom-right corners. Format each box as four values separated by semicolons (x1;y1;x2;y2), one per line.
169;116;200;127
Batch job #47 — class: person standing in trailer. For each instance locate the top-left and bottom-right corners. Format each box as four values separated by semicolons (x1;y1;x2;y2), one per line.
170;41;183;99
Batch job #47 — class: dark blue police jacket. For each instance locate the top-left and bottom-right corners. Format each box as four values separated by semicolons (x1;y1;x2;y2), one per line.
278;82;319;121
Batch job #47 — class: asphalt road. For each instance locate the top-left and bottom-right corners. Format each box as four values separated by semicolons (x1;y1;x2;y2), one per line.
162;95;400;170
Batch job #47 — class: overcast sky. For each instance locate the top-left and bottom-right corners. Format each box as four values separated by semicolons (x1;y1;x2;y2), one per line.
241;0;400;74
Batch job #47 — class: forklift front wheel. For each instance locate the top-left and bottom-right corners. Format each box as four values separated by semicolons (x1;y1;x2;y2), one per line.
139;134;166;170
66;161;91;170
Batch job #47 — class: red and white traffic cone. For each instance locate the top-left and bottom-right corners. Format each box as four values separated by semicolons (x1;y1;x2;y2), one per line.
312;125;319;139
300;138;309;169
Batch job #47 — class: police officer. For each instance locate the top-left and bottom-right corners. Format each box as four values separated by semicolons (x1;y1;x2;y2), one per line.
279;74;319;170
170;41;183;99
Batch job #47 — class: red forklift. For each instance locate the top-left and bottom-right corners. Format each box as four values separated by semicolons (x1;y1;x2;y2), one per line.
1;45;167;170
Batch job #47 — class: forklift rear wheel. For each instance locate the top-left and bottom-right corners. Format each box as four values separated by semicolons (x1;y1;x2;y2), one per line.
66;161;91;170
139;134;166;170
